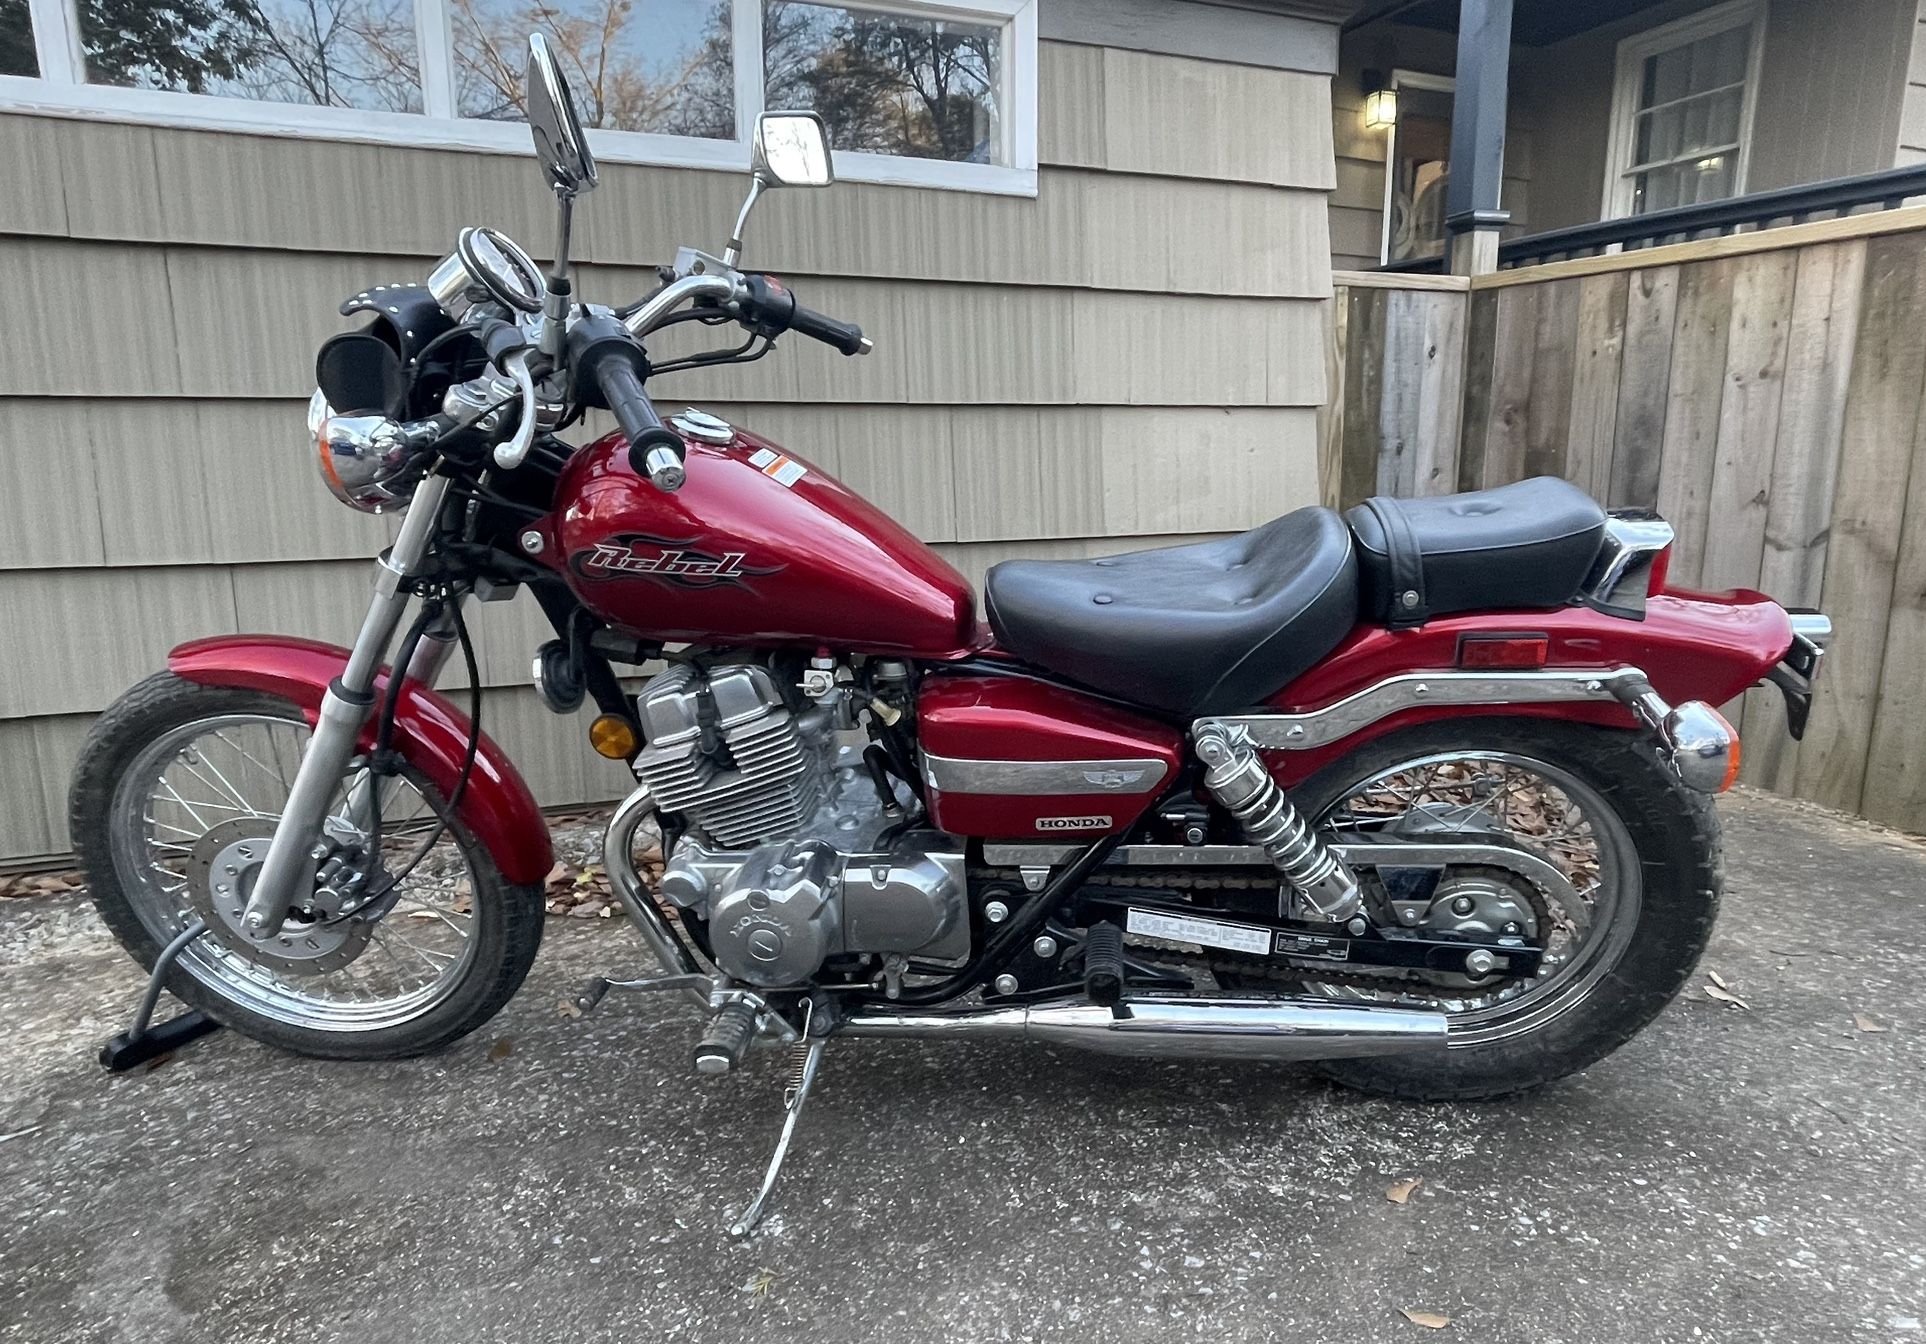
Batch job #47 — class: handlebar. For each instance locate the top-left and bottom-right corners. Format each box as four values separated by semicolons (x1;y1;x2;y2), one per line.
738;275;870;356
568;314;687;491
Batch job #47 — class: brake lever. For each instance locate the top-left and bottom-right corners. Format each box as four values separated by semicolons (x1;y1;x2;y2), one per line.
491;348;541;469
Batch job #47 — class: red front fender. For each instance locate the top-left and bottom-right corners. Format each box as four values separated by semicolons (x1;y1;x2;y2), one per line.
168;635;554;886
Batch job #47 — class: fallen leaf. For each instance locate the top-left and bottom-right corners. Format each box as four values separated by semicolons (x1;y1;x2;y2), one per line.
556;999;582;1020
487;1037;514;1062
1385;1176;1423;1205
1853;1013;1888;1033
545;861;570;885
743;1268;777;1297
597;903;615;918
1399;1307;1450;1329
1705;985;1751;1010
1708;970;1730;991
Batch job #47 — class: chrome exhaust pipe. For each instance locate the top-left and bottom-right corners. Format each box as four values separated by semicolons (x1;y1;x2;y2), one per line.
839;996;1448;1061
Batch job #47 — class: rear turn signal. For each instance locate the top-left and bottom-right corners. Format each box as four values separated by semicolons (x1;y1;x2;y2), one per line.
589;714;638;760
1662;701;1740;793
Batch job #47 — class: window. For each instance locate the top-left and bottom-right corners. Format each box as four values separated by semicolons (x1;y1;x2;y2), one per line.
1379;70;1454;266
1605;0;1764;218
0;0;1036;192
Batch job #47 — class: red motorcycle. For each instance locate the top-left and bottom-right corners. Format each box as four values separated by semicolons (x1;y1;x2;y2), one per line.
73;36;1829;1233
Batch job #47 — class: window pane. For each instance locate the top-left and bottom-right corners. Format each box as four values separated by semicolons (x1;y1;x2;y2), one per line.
764;0;1002;165
1386;84;1451;264
1643;45;1690;106
1687;152;1734;204
1705;85;1742;145
1;0;35;77
1635;103;1683;165
78;0;422;110
1694;25;1749;90
450;0;733;137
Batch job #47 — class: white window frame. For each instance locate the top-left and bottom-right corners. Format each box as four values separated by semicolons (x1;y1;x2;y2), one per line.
1600;0;1766;220
1377;67;1456;267
2;0;1038;195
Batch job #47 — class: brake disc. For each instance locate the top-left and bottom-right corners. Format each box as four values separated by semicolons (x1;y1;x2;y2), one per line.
185;817;373;977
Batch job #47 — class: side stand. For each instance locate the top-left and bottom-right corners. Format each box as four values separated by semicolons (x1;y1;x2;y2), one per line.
729;1034;827;1237
98;918;224;1072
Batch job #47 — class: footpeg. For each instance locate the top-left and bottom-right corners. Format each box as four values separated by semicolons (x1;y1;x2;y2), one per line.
1083;922;1125;1005
694;999;759;1075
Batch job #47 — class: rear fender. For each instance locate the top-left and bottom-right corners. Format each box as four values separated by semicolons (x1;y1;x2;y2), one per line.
1263;589;1793;785
168;635;554;885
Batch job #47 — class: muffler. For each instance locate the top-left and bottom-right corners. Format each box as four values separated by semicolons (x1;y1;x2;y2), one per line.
839;996;1448;1061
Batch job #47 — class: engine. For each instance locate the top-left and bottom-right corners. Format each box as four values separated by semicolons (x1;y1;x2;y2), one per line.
632;660;968;988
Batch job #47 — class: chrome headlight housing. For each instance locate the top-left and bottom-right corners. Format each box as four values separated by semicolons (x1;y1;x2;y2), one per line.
308;389;421;514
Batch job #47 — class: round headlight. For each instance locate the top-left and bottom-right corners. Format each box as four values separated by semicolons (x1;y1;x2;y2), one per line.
309;389;420;514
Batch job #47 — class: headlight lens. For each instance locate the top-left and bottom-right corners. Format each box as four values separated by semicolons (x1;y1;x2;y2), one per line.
309;389;420;514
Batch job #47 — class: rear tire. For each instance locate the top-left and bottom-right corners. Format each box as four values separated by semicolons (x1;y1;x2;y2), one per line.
1292;717;1720;1101
71;673;544;1060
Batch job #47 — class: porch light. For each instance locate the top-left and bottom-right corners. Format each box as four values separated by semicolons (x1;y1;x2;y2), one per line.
1361;70;1398;130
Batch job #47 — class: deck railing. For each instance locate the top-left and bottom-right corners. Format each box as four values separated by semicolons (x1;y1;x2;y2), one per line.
1380;162;1926;273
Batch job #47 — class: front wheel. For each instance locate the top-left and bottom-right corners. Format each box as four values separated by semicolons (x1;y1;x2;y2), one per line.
70;673;544;1060
1238;717;1721;1101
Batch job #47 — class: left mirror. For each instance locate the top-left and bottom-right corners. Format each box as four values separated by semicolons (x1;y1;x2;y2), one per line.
526;33;597;198
752;112;834;188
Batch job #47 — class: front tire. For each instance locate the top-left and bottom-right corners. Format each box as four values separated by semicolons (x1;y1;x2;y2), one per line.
71;673;544;1060
1291;717;1721;1101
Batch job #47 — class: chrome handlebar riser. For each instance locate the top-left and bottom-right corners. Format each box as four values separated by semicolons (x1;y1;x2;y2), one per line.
622;273;741;338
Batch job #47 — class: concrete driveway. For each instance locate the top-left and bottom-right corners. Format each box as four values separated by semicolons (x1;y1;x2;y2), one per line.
2;789;1922;1344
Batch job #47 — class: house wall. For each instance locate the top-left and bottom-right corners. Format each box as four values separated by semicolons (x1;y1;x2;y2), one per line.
0;13;1343;863
1330;22;1534;270
1333;0;1917;267
1521;0;1915;236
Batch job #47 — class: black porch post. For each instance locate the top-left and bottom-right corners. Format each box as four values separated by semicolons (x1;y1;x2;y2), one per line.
1444;0;1514;275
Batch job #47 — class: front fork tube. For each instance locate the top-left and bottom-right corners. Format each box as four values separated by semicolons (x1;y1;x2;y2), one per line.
240;476;452;940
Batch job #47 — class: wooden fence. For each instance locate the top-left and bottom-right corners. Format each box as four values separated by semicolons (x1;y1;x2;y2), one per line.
1324;207;1926;832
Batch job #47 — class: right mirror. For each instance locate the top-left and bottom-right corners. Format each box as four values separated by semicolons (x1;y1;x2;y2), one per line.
752;112;834;188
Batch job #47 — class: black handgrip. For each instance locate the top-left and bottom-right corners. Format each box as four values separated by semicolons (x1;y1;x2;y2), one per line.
788;302;869;356
740;274;869;356
566;314;687;491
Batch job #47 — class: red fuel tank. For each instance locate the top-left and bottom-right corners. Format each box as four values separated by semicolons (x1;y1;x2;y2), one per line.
917;673;1186;839
546;421;979;657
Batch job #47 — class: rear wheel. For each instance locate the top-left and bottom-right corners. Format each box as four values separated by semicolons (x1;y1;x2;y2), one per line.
70;673;543;1060
1227;717;1720;1100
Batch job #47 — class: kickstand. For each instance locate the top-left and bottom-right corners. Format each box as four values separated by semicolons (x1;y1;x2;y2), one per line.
98;918;223;1072
728;1026;827;1237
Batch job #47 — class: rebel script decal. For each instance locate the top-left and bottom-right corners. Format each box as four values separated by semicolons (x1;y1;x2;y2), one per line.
570;535;785;590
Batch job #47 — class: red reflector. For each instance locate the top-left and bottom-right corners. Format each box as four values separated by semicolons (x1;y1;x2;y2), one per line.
1456;635;1551;669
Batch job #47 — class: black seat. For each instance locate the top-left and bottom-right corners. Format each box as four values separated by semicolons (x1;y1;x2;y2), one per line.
1345;477;1607;627
984;507;1358;717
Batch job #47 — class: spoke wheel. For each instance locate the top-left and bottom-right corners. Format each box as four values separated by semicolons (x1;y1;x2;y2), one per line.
73;674;543;1059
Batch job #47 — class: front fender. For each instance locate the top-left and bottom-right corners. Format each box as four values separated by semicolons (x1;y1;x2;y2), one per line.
168;635;554;886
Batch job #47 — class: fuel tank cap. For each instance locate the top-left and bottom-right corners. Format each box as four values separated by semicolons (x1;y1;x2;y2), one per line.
671;408;736;445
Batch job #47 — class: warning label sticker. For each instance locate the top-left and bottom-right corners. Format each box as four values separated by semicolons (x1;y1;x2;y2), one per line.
1125;908;1271;956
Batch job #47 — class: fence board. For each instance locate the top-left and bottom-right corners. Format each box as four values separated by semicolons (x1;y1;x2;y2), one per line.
1654;260;1738;587
1565;271;1629;502
1522;280;1582;482
1608;265;1681;510
1796;231;1926;814
1455;289;1500;492
1743;240;1866;792
1413;289;1467;495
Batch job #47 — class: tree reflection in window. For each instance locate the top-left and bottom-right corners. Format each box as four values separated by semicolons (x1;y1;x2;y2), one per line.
2;0;36;77
78;0;422;110
450;0;734;138
765;0;1000;165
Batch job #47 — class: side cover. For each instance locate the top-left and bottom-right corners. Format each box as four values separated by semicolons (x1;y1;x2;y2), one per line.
168;636;554;885
917;674;1184;839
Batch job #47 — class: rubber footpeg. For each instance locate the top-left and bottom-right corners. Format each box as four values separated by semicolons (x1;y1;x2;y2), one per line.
1083;922;1125;1006
693;1000;759;1075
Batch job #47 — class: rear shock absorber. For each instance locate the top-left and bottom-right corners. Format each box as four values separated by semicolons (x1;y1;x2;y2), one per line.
1193;722;1362;923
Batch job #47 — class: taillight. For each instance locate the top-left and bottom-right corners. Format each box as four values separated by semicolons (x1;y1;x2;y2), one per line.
1455;634;1551;669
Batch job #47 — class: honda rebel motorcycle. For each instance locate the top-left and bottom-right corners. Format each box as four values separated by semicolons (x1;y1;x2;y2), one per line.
73;36;1830;1234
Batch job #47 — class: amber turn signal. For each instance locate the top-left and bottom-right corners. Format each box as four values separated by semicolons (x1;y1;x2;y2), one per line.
589;714;638;760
